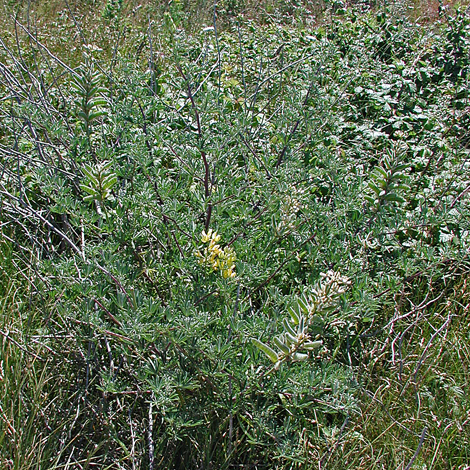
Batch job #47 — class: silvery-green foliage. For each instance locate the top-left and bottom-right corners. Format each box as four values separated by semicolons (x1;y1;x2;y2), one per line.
1;4;469;468
80;161;117;205
71;61;108;136
364;150;410;208
253;271;350;365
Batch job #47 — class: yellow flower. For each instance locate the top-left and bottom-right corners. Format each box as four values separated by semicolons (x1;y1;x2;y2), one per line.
201;229;221;244
196;230;236;278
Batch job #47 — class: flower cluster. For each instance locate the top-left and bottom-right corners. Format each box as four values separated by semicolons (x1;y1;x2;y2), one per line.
195;229;236;279
310;270;351;313
277;186;305;232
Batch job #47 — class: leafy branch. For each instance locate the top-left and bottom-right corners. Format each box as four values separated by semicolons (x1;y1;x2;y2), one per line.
364;151;410;210
71;63;108;139
253;271;351;367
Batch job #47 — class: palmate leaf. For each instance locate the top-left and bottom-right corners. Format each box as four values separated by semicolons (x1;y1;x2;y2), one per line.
251;338;278;363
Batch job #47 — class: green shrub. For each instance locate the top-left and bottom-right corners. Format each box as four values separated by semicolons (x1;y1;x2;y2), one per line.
1;2;469;468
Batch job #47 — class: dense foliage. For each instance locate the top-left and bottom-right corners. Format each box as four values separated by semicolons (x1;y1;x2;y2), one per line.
0;1;469;468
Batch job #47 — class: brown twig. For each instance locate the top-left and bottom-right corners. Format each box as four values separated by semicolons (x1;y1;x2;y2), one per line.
69;318;132;342
93;298;122;327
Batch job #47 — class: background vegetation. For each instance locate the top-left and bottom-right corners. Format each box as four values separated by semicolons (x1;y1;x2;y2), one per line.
0;0;469;468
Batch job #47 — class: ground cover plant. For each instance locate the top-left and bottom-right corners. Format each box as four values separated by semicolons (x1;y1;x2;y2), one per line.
0;0;469;468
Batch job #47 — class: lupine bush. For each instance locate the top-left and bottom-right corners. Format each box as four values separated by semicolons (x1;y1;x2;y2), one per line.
0;1;469;468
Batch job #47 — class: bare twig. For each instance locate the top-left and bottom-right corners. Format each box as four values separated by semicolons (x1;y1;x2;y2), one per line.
148;396;155;470
413;314;453;383
239;132;272;179
69;318;132;342
14;20;79;77
403;427;427;470
93;298;122;327
247;233;316;298
275;79;315;168
0;329;45;361
0;189;85;260
175;63;213;231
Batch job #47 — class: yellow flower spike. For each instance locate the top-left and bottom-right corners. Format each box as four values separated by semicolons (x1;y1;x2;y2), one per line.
196;230;236;278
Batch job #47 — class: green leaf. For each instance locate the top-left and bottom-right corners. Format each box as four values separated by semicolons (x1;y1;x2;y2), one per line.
89;110;107;121
383;193;404;203
82;164;95;179
102;175;117;190
273;337;290;355
251;339;278;363
70;81;86;94
397;183;410;191
303;341;322;350
287;305;300;325
80;184;98;195
284;332;297;346
282;318;297;337
368;181;381;195
78;111;89;121
374;166;388;179
394;163;409;172
298;294;309;314
89;98;108;107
